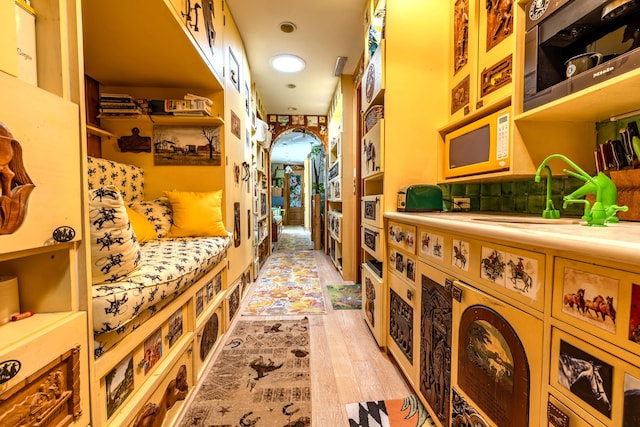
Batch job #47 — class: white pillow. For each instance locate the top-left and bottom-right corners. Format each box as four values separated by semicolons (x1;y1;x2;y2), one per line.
89;186;142;284
128;197;173;238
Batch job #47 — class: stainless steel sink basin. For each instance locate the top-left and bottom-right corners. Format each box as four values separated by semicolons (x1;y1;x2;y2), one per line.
471;216;581;225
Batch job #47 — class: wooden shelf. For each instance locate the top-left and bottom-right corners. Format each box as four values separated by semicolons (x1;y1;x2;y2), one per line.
100;114;224;127
87;124;114;138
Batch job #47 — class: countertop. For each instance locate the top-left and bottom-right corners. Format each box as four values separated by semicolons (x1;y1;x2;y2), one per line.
384;211;640;267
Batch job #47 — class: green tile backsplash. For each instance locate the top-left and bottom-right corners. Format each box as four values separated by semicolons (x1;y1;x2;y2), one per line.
440;175;586;217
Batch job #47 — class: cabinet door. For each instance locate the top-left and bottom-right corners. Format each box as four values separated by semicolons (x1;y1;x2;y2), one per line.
451;279;544;427
388;271;420;384
362;262;384;346
449;0;479;120
0;1;18;78
0;74;81;254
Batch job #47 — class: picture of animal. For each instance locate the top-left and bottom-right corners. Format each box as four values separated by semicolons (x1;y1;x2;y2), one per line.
561;267;618;334
507;259;532;292
558;340;612;418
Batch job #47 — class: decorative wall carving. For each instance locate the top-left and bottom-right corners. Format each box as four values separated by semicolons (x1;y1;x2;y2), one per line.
389;289;414;363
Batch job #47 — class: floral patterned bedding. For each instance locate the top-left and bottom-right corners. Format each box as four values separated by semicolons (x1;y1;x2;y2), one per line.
87;157;230;359
92;234;230;358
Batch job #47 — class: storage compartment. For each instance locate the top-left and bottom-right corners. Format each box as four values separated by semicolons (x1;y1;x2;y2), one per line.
451;279;544;426
388;221;417;254
388;271;420;384
389;248;418;285
418;227;448;266
194;300;224;379
361;119;384;179
362;194;384;228
361;261;384;346
550;327;640;427
361;40;385;112
361;224;383;260
552;257;640;356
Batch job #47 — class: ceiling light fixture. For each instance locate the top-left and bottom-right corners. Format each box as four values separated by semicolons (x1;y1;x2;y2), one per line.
288;107;297;111
334;56;348;76
286;83;297;89
270;54;306;73
280;21;297;33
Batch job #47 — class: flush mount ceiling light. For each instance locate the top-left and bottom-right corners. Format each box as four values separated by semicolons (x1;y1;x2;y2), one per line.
286;83;297;89
270;54;306;73
280;21;297;33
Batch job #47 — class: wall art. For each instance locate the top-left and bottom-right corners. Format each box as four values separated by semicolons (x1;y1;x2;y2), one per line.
142;328;162;375
229;47;240;92
558;339;612;418
624;373;640;426
231;110;241;139
234;202;241;247
106;353;134;419
167;308;183;348
199;311;220;362
153;125;221;166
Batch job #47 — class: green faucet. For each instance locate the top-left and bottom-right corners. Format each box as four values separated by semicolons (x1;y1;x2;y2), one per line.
534;154;628;226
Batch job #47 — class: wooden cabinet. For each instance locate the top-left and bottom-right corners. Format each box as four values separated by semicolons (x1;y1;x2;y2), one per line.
0;0;90;425
449;0;516;121
358;0;448;346
385;212;640;426
327;75;358;280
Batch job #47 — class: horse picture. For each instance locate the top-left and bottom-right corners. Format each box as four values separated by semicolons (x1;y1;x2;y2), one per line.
558;340;612;417
506;259;533;292
561;267;619;334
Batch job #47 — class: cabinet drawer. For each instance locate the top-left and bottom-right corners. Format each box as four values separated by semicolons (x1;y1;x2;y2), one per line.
362;194;384;228
361;119;384;179
127;346;194;427
194;299;224;379
0;313;89;426
361;40;385;112
226;279;242;325
328;210;343;242
552;257;640;357
361;262;384;346
388;221;417;255
418;226;448;267
550;327;639;427
389;248;417;285
195;270;224;319
547;393;605;427
361;225;383;260
388;271;419;385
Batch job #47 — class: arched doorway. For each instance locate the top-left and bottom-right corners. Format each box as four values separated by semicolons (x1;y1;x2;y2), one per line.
270;128;326;244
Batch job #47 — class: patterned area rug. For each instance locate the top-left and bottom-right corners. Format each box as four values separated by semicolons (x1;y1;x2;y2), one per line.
179;318;311;427
273;226;314;252
346;395;435;427
244;228;326;315
327;283;362;310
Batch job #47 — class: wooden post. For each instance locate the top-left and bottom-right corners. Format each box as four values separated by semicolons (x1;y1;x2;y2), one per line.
312;194;321;249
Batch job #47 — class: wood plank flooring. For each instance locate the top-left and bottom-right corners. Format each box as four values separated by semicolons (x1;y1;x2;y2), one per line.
182;231;412;426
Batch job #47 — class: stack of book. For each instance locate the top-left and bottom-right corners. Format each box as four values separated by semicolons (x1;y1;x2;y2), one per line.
98;93;143;118
163;93;213;116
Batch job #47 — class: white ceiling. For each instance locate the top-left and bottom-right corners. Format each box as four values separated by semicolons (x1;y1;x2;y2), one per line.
225;0;366;164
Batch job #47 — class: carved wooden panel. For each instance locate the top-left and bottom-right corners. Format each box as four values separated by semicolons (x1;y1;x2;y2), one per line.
0;346;81;427
451;75;470;115
485;0;514;52
389;289;414;364
480;54;512;97
453;0;470;74
458;305;530;426
420;274;452;426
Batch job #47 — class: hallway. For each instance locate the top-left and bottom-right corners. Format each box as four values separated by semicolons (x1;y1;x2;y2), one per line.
182;226;412;425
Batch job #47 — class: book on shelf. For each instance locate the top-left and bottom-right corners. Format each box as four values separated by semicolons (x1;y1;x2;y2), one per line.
97;112;142;119
100;93;134;102
184;93;213;106
99;102;139;109
164;99;212;115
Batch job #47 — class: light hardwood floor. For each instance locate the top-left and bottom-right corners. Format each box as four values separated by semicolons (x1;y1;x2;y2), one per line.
182;233;412;426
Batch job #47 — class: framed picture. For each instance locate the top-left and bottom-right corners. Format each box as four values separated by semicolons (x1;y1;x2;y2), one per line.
319;116;326;124
154;125;221;166
105;353;134;418
292;115;304;125
142;328;162;375
269;114;277;123
229;47;240;92
231;110;241;139
306;115;318;127
245;82;250;116
277;115;290;126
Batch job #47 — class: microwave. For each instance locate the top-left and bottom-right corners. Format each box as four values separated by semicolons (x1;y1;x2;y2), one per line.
443;107;511;179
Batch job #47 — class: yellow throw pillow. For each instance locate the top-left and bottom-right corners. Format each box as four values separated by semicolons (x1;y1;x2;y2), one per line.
164;190;227;238
125;206;158;243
